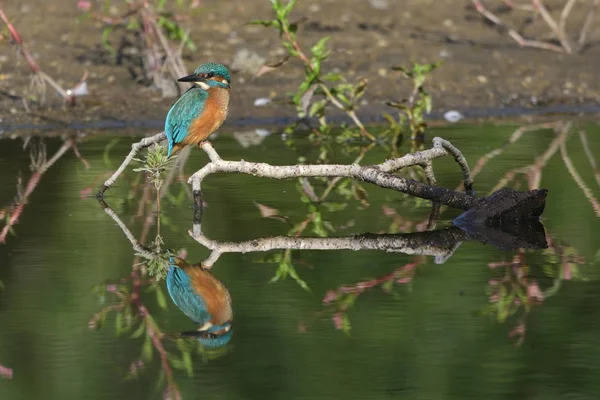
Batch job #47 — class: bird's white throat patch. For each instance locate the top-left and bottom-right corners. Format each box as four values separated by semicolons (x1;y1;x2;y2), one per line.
195;81;211;90
198;321;213;331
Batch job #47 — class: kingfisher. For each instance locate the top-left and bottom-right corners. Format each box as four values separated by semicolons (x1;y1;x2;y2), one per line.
166;256;233;349
165;62;231;157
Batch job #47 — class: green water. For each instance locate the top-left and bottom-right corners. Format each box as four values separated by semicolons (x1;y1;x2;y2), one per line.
1;123;600;400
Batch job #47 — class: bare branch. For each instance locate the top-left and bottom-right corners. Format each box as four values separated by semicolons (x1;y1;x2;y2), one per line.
96;131;167;198
189;139;478;211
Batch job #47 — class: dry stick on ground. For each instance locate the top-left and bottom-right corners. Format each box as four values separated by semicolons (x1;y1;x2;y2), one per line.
472;0;597;53
560;136;600;217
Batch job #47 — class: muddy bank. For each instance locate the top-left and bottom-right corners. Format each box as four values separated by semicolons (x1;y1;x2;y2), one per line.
1;0;599;133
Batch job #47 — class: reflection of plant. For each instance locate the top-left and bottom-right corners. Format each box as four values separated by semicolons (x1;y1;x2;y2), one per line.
483;238;587;345
0;362;12;380
90;262;228;399
322;258;423;334
133;144;177;235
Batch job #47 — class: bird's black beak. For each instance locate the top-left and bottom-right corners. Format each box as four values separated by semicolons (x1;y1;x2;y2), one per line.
177;74;201;83
179;330;204;338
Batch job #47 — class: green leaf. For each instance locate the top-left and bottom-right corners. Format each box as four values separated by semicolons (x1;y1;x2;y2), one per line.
322;72;342;82
130;322;146;339
311;37;330;58
183;351;193;377
308;99;328;117
101;26;116;56
282;0;298;18
142;333;153;362
115;312;124;336
156;286;168;310
247;19;279;28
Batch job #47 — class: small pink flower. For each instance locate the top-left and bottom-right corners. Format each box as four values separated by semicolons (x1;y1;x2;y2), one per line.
489;293;499;303
488;279;499;286
0;364;13;380
322;290;337;304
332;313;344;330
381;205;397;216
509;323;525;338
106;284;117;293
77;1;91;11
527;281;544;303
563;263;572;280
80;187;93;199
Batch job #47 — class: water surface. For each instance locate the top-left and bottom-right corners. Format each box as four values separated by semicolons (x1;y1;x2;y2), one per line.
1;123;600;399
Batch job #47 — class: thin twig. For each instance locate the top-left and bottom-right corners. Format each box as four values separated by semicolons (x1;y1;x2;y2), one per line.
96;131;167;198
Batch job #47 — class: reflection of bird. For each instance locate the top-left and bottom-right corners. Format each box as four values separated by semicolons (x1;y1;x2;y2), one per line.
165;62;231;157
166;256;232;348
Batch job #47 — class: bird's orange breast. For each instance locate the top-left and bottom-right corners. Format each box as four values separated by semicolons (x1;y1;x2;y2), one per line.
183;87;230;147
187;266;232;325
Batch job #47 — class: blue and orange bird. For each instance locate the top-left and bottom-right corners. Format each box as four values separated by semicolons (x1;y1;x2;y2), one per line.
165;62;231;157
167;256;233;348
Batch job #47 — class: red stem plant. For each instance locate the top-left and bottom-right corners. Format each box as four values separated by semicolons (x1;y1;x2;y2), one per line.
0;4;86;104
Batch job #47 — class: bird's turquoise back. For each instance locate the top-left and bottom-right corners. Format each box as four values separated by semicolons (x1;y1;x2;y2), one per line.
165;87;208;156
166;263;210;325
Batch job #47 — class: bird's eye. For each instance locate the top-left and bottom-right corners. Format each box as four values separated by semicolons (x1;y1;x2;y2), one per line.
207;72;214;78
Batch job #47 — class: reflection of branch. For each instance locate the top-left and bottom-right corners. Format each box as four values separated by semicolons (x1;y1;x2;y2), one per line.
190;219;548;268
579;130;600;189
0;141;73;243
192;229;467;268
98;199;153;258
560;138;600;217
491;122;572;192
466;122;563;190
189;137;475;210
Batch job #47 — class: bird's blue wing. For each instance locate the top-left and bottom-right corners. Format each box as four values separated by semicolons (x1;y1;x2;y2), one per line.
165;87;208;156
166;265;210;324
